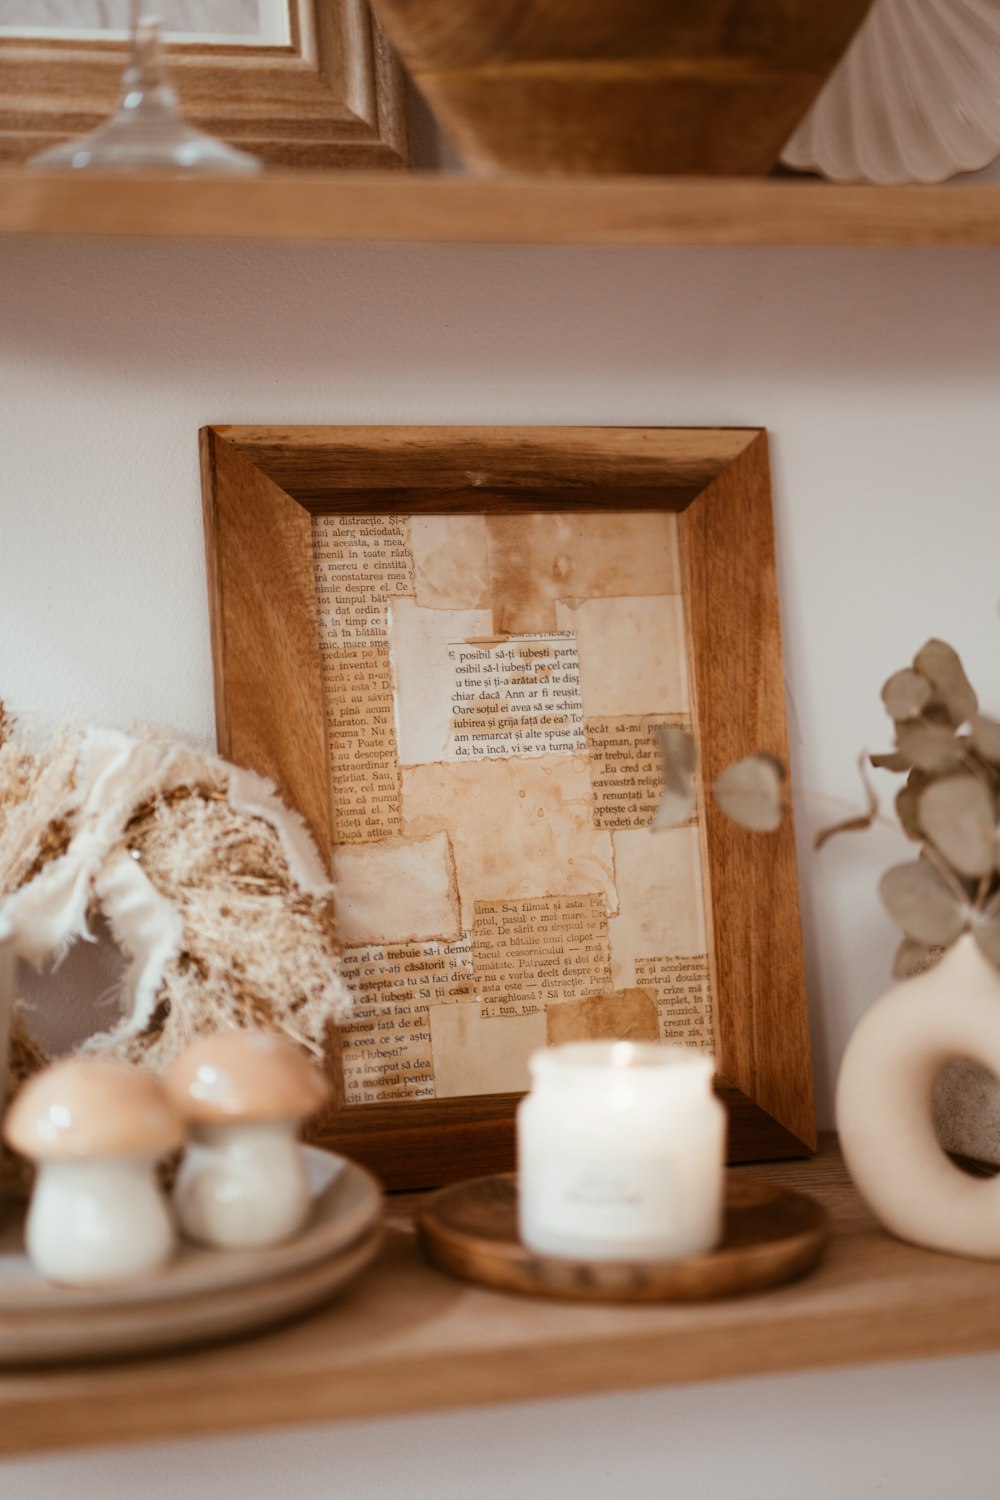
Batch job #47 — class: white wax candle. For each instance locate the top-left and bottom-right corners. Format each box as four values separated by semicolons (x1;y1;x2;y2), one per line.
517;1041;726;1261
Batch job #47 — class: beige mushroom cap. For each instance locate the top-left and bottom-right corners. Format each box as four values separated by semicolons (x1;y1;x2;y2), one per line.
164;1030;328;1125
3;1057;185;1162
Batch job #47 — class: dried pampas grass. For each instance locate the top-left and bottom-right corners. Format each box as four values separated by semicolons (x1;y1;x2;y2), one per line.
0;705;351;1088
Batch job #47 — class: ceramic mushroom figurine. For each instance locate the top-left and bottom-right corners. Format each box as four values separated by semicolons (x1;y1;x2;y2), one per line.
166;1030;328;1250
3;1057;184;1285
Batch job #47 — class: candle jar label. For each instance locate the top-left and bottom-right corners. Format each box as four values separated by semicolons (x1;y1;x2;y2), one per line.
532;1153;674;1243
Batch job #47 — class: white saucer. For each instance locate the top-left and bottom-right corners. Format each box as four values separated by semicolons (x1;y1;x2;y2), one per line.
0;1146;383;1365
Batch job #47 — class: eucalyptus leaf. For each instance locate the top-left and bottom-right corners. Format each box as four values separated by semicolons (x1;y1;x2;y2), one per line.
971;715;1000;767
913;639;978;727
918;775;997;878
972;915;1000;970
654;724;697;777
881;668;931;722
879;860;967;946
651;725;697;829
895;783;923;842
652;786;697;829
870;750;913;773
895;720;966;772
892;938;942;980
712;754;785;833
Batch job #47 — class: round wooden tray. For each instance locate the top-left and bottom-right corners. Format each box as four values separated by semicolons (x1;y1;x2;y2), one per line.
419;1174;829;1303
0;1147;383;1365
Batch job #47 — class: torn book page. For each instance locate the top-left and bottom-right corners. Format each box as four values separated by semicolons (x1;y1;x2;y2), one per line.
585;713;693;831
473;893;612;1019
634;954;713;1052
338;935;473;1104
390;599;585;764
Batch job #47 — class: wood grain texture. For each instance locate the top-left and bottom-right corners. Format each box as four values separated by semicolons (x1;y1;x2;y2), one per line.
418;1172;829;1302
313;1082;805;1192
8;1140;1000;1459
221;424;755;507
202;424;814;1185
3;172;1000;246
0;1;408;170
681;432;816;1152
201;429;332;856
368;0;874;175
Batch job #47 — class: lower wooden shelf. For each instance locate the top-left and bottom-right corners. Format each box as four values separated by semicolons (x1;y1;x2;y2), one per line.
1;170;1000;246
4;1136;1000;1459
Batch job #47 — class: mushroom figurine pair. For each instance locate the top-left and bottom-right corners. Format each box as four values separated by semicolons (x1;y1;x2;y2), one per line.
2;1030;327;1286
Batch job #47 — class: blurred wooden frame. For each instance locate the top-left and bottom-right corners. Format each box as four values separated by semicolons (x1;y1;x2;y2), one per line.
200;424;816;1187
0;0;408;169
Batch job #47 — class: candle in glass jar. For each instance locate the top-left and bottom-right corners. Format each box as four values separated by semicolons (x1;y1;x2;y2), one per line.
517;1041;725;1261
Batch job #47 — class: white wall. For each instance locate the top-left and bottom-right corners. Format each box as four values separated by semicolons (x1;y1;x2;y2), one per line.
2;235;999;1491
6;1352;1000;1500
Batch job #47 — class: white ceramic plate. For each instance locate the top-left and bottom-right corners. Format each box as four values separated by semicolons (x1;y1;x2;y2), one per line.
0;1146;383;1363
781;0;1000;184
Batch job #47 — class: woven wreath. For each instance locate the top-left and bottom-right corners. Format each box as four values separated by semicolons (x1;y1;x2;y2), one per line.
0;703;351;1092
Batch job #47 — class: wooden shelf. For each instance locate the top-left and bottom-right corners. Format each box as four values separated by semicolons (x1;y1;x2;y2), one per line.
5;1138;1000;1459
1;170;1000;246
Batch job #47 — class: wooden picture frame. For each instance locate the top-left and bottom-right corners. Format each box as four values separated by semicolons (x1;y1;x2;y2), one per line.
0;0;408;169
200;424;816;1188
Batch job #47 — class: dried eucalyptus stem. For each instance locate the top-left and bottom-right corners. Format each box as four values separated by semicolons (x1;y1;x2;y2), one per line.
816;638;1000;977
652;725;788;835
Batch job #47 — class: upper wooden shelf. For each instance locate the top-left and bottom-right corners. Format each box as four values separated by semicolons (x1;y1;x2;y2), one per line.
5;1138;1000;1459
1;170;1000;246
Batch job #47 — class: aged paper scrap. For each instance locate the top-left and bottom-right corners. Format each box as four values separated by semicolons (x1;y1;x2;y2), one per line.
321;646;402;843
332;832;461;947
607;824;708;988
487;512;683;634
313;515;415;843
555;595;689;718
389;598;494;765
546;987;660;1046
473;894;612;1018
314;509;716;1103
410;514;491;611
585;713;692;831
448;635;585;761
391;600;585;765
430;1001;546;1098
402;757;618;930
634;954;713;1051
313;514;414;649
338;936;473;1104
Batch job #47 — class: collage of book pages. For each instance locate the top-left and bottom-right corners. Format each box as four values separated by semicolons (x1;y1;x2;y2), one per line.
313;511;714;1107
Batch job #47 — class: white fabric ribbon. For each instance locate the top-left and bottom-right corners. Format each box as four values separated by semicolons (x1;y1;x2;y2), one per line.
0;727;332;1033
2;728;163;968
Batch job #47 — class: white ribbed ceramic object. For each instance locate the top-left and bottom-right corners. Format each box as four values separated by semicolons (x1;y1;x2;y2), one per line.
781;0;1000;184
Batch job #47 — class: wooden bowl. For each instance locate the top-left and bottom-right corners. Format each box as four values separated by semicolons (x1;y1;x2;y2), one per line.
370;0;876;176
419;1173;830;1303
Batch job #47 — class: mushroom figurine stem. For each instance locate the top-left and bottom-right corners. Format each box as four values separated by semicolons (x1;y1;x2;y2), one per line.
2;1056;184;1286
165;1030;328;1251
28;1155;175;1285
174;1119;310;1249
